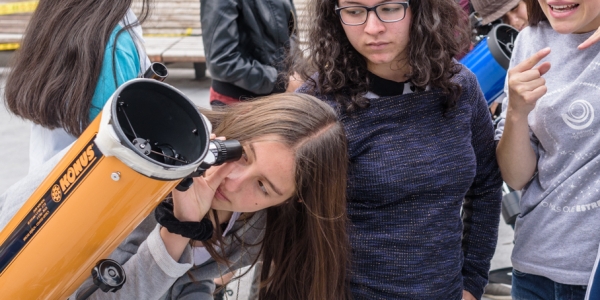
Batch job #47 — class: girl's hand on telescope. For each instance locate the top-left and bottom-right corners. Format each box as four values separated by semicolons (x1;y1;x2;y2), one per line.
159;135;233;261
171;135;234;222
171;162;235;222
507;47;551;117
578;26;600;50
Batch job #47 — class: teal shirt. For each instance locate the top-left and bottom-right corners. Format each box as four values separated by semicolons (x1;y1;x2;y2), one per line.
90;25;141;121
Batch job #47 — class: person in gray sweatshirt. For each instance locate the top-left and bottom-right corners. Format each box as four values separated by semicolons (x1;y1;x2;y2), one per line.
0;93;351;300
495;0;600;298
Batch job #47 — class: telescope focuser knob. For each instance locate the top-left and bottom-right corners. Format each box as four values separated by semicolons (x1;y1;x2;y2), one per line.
91;259;126;293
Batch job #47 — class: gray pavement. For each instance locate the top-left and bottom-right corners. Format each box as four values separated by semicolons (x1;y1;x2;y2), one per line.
0;66;513;299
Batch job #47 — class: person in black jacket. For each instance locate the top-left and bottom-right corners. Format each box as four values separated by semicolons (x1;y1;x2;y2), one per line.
200;0;301;105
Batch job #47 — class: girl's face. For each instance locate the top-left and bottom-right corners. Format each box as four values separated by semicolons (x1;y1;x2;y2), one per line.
539;0;600;33
502;1;528;31
209;134;296;213
338;0;412;80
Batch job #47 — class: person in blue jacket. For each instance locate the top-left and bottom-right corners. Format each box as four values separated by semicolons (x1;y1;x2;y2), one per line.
3;0;152;173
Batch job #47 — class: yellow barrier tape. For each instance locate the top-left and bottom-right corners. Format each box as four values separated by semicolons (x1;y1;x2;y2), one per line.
0;43;19;51
0;1;38;15
144;27;194;38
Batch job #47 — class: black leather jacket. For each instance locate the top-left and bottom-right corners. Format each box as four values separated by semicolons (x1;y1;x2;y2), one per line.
200;0;297;99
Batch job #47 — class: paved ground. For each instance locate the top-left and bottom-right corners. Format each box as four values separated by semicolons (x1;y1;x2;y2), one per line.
0;65;513;299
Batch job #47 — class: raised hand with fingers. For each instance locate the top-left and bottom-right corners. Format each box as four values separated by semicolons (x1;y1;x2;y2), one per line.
171;161;236;223
497;47;552;190
507;47;552;117
578;26;600;50
159;159;236;261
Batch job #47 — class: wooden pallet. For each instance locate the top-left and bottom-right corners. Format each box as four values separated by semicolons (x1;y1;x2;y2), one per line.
0;0;203;42
0;0;309;41
145;36;206;79
294;0;310;51
131;0;201;36
0;0;33;36
0;0;311;79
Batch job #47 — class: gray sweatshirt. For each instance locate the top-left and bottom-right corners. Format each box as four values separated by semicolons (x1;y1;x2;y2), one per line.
495;22;600;285
0;146;265;300
73;214;264;300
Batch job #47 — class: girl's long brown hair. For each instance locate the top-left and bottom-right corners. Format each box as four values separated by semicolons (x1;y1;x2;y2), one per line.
295;0;470;113
201;94;351;300
4;0;152;137
525;0;548;26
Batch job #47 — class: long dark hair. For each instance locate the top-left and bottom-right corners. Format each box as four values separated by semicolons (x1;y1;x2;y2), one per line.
525;0;548;26
4;0;152;136
296;0;470;113
201;93;351;300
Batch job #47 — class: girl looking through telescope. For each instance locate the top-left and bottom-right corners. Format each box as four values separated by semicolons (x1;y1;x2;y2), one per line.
63;93;351;300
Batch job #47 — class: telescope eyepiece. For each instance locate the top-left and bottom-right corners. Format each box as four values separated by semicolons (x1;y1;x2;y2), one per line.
209;139;243;166
180;139;243;184
143;62;168;82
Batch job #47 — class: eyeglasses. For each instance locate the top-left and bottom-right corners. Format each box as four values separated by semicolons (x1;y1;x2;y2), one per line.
335;1;410;26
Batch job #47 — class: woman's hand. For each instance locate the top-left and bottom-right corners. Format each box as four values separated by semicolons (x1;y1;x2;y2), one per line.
286;72;304;93
462;290;476;300
171;160;235;222
160;163;235;261
497;48;550;190
506;47;551;117
578;27;600;50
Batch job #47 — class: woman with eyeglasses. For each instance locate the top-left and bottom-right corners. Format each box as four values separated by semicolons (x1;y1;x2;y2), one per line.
294;0;502;299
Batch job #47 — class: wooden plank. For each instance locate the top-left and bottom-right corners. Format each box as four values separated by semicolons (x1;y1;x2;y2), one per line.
143;37;182;62
161;36;205;62
143;28;201;36
2;0;310;64
0;28;28;35
0;13;30;19
295;0;311;51
132;0;201;36
0;12;31;34
142;20;200;28
0;33;22;43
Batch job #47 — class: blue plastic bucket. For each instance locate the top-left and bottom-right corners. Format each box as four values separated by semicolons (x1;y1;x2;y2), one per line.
460;24;518;105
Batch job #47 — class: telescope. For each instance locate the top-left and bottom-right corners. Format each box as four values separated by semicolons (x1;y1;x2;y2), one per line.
460;23;519;105
0;64;242;299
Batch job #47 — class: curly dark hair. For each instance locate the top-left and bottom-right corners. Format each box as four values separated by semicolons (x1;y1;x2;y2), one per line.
296;0;470;113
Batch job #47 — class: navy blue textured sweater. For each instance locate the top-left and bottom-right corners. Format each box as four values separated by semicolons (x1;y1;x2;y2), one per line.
298;66;502;299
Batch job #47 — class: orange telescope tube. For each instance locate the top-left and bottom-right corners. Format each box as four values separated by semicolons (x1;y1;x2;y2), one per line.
0;79;212;298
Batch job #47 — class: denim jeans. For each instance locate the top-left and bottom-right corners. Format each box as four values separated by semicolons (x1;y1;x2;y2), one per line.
512;269;587;300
